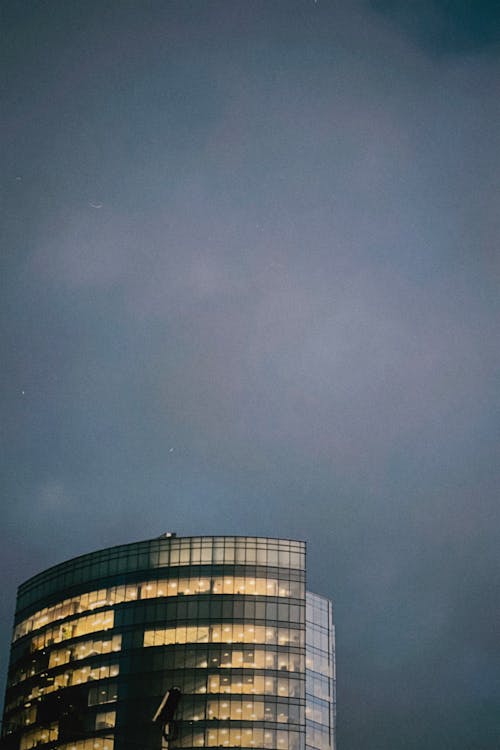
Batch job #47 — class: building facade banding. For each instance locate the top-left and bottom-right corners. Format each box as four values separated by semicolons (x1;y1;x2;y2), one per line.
1;535;335;750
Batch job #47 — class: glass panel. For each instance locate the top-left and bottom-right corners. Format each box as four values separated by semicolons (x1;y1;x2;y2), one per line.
14;573;299;643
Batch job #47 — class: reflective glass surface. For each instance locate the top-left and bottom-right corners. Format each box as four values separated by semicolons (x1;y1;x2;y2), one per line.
305;594;336;750
3;536;318;750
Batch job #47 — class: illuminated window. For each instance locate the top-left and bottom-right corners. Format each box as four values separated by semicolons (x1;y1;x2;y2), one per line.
95;711;116;730
143;624;295;648
88;682;118;706
48;635;121;669
20;723;58;750
14;574;302;642
57;740;114;750
30;611;115;652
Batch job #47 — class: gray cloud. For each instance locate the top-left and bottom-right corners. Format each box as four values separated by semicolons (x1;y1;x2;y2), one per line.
371;0;500;55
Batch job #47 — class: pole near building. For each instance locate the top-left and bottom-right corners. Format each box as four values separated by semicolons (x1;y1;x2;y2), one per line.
152;687;181;749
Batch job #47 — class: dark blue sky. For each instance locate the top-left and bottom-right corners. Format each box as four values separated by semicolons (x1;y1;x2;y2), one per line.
1;2;499;748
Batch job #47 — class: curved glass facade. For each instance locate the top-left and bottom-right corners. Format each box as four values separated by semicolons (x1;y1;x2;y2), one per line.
1;536;335;750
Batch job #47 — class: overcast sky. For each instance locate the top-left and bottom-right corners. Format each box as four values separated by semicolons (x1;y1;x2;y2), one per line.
1;1;499;747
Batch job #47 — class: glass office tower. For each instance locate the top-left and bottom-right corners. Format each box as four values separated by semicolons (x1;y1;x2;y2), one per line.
1;536;335;750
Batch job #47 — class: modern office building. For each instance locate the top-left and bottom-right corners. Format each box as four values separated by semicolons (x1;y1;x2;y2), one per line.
1;535;335;750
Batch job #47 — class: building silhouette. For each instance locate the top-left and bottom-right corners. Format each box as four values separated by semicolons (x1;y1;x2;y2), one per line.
1;535;335;750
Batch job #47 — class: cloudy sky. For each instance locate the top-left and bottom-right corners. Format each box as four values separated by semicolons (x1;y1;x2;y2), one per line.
1;1;499;747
